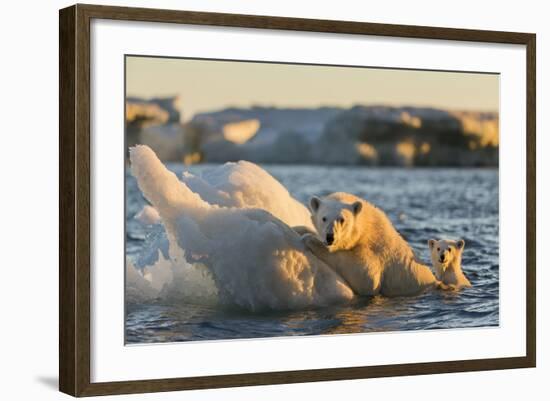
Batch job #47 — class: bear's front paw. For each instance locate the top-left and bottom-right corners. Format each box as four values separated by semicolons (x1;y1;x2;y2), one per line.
302;233;325;251
293;225;316;236
435;281;458;291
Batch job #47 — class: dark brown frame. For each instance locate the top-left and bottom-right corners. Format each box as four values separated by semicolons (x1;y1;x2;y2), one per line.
59;3;536;397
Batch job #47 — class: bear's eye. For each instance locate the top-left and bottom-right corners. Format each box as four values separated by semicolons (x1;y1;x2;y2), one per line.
322;217;327;222
437;247;440;251
339;217;345;224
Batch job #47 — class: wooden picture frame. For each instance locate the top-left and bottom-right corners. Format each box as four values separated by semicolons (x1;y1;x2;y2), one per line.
59;3;536;397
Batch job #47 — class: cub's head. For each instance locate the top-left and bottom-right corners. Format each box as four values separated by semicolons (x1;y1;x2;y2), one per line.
428;238;465;268
309;196;363;250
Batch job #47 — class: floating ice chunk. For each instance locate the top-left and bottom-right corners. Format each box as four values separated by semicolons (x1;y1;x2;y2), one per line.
129;145;353;311
181;160;315;230
126;250;219;306
134;205;161;225
125;258;157;303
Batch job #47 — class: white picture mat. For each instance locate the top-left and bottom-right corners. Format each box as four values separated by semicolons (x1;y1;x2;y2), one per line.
90;19;526;383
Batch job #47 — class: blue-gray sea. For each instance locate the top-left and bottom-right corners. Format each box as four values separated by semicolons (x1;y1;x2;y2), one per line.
126;165;499;344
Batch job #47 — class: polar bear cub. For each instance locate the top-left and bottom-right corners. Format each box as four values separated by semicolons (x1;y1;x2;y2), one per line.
302;192;439;297
428;239;471;289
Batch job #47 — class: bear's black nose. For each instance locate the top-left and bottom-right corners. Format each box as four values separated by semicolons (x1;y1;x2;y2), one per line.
439;255;445;262
326;233;334;245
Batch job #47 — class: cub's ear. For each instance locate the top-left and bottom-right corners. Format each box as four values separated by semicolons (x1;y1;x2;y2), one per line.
309;196;321;213
428;239;436;249
352;201;362;215
456;239;465;250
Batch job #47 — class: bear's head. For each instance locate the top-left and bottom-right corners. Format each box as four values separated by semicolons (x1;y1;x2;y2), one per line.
309;195;363;250
428;238;465;270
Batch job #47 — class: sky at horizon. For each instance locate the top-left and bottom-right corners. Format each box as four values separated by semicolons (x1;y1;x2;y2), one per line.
126;56;499;122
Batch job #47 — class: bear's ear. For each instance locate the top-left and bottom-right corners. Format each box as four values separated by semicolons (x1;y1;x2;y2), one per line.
309;196;321;213
352;201;362;216
428;239;436;249
456;239;465;250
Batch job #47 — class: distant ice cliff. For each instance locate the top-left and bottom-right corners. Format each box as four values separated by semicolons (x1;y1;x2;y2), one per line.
126;97;498;166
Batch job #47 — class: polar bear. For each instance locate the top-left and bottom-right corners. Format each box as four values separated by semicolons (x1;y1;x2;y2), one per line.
428;239;471;289
302;192;439;297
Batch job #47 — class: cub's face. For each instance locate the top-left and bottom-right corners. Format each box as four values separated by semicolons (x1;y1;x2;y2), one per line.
428;239;465;268
309;196;363;250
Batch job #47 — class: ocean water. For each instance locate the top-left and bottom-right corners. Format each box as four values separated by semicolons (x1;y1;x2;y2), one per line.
125;164;499;344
